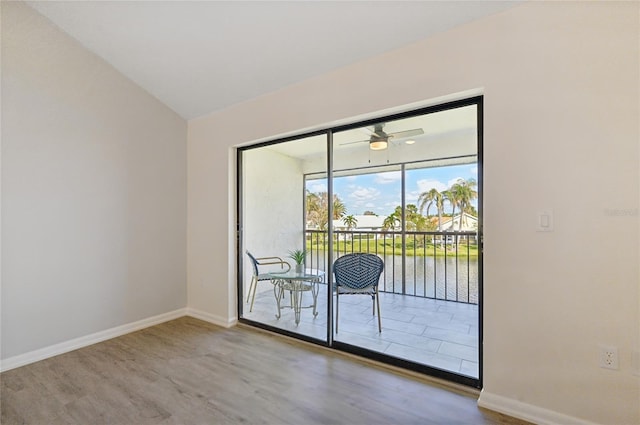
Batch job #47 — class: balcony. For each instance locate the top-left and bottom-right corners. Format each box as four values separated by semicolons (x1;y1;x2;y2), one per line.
308;229;478;303
244;229;479;379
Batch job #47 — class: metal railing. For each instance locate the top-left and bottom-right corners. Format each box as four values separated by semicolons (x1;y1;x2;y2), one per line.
306;229;479;304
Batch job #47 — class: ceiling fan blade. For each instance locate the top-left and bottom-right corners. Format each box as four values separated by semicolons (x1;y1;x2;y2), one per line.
340;138;369;146
355;126;380;138
388;128;424;139
339;126;422;146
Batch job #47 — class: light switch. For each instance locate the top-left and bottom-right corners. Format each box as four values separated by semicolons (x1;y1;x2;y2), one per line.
540;214;549;228
537;210;554;232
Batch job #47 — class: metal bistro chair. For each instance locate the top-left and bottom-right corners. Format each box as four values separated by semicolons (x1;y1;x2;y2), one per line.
333;253;384;333
246;250;290;312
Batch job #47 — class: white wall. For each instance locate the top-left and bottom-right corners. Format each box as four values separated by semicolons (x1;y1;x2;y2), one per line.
242;147;304;295
188;2;639;424
1;3;187;361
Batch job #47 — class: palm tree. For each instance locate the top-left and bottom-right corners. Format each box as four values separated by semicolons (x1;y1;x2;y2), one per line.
342;214;358;230
449;179;478;231
332;196;346;220
305;191;346;230
442;189;458;224
417;188;444;231
305;190;323;229
404;203;427;231
382;212;400;231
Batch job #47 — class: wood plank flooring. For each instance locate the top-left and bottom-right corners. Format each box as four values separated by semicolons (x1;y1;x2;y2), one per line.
1;317;528;425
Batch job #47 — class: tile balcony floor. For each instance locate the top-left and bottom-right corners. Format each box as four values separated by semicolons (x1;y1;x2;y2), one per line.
244;284;479;379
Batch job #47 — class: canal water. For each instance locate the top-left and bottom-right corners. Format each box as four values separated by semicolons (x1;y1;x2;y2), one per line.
379;254;478;304
307;253;479;304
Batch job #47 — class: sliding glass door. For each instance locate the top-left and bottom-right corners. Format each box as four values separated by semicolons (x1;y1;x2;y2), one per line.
238;133;329;342
238;97;482;387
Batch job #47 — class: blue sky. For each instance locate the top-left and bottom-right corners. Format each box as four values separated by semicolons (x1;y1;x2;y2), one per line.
306;164;477;217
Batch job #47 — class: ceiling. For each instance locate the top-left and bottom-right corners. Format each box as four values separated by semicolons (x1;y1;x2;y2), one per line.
270;102;478;158
27;1;519;120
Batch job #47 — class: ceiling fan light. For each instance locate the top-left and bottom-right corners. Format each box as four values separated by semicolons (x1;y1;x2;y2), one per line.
369;140;388;150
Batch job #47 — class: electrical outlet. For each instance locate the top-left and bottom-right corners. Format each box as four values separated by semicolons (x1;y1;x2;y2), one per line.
599;345;619;370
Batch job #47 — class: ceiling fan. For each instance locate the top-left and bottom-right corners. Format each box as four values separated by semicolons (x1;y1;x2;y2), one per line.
341;123;424;150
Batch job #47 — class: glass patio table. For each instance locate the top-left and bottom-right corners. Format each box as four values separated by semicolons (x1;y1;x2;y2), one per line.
269;269;324;325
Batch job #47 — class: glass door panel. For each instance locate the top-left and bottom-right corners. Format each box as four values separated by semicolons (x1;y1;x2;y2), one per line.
331;105;481;380
404;159;479;378
332;119;405;351
239;134;328;342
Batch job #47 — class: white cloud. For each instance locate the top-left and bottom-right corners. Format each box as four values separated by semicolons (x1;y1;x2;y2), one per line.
348;186;381;201
308;182;327;192
374;171;401;184
469;166;478;176
416;179;447;193
406;192;419;203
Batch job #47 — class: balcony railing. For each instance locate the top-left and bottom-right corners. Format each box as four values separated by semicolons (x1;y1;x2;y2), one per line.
306;229;479;305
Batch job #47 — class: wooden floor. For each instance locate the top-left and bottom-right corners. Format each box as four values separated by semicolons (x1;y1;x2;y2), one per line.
1;317;527;425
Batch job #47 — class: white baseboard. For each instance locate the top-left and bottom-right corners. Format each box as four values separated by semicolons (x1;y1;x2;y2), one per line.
0;308;187;372
478;390;598;425
186;308;237;328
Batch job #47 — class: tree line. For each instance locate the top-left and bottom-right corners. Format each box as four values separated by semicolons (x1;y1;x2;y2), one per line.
306;178;477;232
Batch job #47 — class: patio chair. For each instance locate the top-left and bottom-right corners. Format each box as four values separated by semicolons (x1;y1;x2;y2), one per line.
333;253;384;333
246;250;291;312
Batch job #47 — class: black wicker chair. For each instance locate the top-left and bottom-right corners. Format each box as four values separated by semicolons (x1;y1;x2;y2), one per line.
333;253;384;333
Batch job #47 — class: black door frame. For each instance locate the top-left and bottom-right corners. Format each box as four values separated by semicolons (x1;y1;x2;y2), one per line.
236;96;483;388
